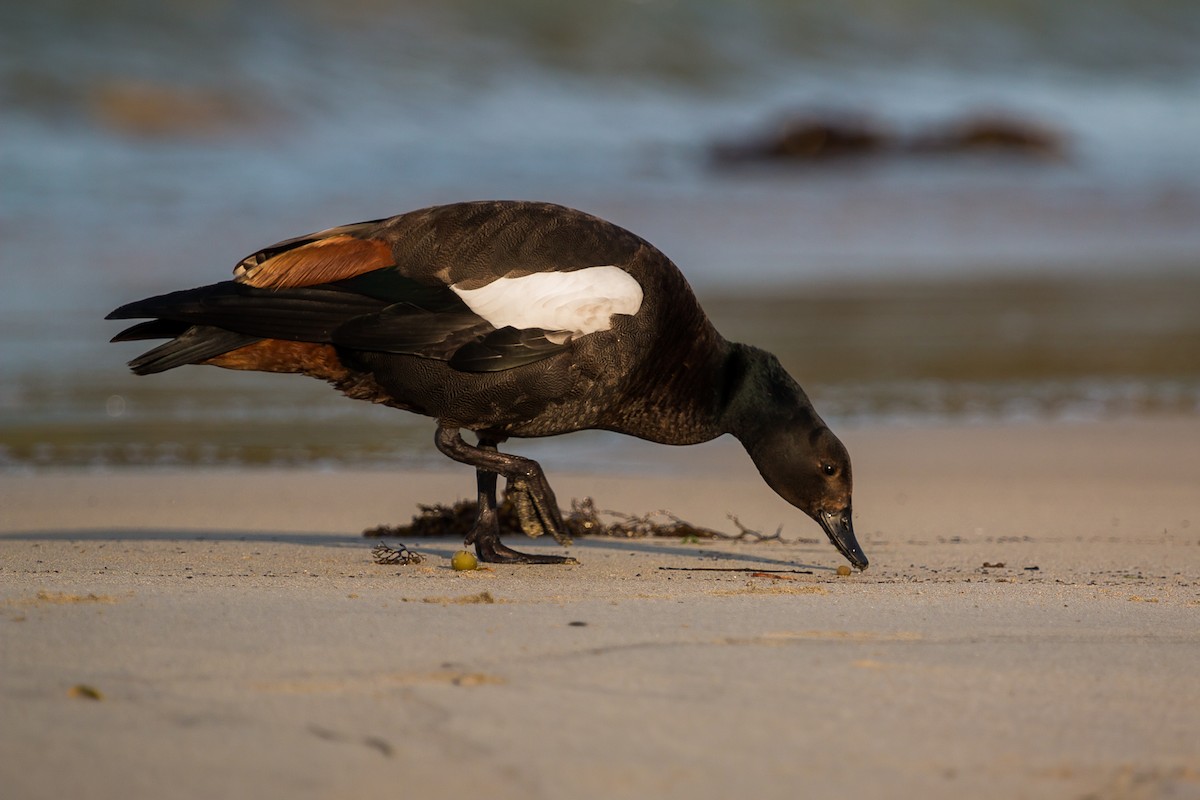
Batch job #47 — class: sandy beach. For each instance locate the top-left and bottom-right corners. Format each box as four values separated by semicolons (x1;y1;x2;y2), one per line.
8;2;1200;797
2;417;1198;799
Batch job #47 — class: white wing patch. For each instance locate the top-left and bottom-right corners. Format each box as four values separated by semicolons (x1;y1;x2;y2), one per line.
451;266;643;336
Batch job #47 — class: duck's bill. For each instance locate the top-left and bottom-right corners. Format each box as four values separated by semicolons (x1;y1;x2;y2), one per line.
819;507;869;571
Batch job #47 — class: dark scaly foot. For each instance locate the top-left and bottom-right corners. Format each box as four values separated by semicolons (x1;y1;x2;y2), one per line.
435;426;578;565
474;464;577;564
475;526;578;564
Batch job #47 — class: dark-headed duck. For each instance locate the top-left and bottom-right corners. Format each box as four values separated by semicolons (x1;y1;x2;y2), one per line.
108;201;868;569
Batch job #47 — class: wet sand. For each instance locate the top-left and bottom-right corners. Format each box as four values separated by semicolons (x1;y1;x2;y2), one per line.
2;418;1199;799
9;270;1200;471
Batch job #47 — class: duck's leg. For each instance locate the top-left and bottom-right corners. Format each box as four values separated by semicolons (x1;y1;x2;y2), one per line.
435;426;577;565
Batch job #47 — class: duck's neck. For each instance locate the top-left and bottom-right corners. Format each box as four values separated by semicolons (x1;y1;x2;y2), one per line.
603;340;808;448
719;343;820;450
597;325;729;445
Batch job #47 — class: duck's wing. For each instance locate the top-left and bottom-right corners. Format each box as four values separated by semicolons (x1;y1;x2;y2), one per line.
229;213;644;370
107;275;528;369
110;203;646;374
328;264;645;372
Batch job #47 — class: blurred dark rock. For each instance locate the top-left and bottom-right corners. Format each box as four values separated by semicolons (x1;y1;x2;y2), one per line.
712;111;892;164
712;109;1068;167
908;114;1067;159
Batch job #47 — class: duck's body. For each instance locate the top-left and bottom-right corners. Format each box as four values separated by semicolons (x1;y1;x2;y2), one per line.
109;201;868;569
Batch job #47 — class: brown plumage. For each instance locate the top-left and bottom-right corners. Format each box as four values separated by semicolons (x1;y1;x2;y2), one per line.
235;230;394;289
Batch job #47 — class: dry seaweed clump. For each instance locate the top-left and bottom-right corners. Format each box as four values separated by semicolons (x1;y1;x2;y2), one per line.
370;542;425;565
563;497;727;539
364;496;781;542
363;502;480;540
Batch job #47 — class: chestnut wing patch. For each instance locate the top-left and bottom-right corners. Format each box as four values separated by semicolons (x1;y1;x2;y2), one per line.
235;225;394;289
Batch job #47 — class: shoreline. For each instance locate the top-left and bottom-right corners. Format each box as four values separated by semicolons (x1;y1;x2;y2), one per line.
6;268;1199;470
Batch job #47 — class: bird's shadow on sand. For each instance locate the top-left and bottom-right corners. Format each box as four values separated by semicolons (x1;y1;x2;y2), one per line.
566;536;835;572
0;528;364;548
0;528;836;572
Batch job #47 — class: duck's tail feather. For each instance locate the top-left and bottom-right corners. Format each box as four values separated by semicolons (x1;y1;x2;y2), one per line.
106;280;380;376
110;319;190;342
122;325;262;376
107;281;387;343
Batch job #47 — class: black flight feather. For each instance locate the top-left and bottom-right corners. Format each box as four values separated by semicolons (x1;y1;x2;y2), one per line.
448;327;569;372
107;282;388;343
331;270;465;311
126;325;261;376
109;319;190;342
332;303;494;359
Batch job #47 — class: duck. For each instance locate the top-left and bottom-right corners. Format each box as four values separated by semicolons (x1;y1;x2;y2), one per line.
107;200;868;569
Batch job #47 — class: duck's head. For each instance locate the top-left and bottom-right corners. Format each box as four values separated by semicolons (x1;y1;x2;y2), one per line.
747;420;867;570
727;346;869;571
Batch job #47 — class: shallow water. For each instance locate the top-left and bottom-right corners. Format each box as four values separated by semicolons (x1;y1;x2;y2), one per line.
2;0;1198;469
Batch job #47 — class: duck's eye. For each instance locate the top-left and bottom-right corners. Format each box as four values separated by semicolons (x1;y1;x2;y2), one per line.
821;463;837;477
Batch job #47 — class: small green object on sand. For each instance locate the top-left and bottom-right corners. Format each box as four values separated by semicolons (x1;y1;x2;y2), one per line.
451;550;479;571
69;684;104;701
836;564;853;577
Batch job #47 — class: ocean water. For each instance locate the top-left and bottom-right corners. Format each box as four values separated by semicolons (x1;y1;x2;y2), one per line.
2;0;1198;470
